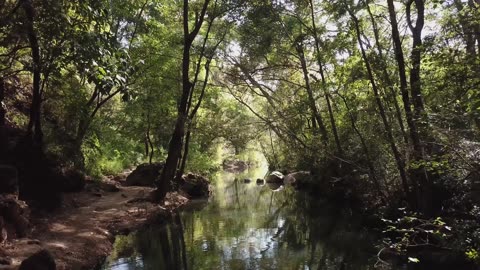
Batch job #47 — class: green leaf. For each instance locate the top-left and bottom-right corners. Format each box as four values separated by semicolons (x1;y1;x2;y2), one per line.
98;67;107;75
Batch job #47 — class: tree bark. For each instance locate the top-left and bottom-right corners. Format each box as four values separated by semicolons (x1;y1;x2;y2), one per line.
295;41;329;144
308;0;343;156
388;0;432;215
348;7;410;201
406;0;426;119
406;0;434;216
387;0;421;153
155;0;210;200
0;78;7;160
454;0;477;58
366;1;408;145
178;129;191;179
22;0;43;146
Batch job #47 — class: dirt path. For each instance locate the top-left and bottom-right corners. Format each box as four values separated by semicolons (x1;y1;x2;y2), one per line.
0;179;188;270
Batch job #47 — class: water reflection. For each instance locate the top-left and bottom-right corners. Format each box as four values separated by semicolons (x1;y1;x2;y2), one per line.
102;161;381;270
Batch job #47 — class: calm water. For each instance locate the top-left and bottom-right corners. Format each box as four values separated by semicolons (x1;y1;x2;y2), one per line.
101;162;381;270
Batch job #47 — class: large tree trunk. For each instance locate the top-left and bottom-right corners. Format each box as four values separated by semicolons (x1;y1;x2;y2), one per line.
388;0;433;215
155;0;210;201
176;19;220;178
23;0;43;146
406;0;434;216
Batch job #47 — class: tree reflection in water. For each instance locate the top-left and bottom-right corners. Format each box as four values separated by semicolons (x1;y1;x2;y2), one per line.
103;167;381;270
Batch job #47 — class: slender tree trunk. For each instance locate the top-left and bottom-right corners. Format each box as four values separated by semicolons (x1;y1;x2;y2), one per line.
387;0;421;151
22;0;43;146
387;0;422;203
473;0;480;71
348;8;410;201
177;55;215;178
144;132;149;157
454;0;477;58
0;78;7;160
339;92;387;199
366;2;408;145
148;134;154;164
406;0;434;215
406;0;426;120
295;42;328;144
308;0;343;156
146;109;154;164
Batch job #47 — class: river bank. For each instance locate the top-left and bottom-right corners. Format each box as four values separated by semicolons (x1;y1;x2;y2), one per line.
0;176;189;270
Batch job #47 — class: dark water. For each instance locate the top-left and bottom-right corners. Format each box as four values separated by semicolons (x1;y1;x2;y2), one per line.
101;164;382;270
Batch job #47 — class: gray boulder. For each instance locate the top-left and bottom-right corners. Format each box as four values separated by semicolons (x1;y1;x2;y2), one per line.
125;163;164;187
180;173;211;198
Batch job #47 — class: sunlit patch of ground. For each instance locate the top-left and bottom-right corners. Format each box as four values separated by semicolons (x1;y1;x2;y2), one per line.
2;180;188;270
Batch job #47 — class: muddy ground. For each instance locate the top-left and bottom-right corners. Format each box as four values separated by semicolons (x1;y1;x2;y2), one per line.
0;175;189;270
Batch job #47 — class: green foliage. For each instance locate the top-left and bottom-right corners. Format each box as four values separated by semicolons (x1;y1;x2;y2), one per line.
466;249;479;262
1;0;479;222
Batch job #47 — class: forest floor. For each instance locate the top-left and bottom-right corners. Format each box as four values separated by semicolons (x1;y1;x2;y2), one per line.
0;173;189;270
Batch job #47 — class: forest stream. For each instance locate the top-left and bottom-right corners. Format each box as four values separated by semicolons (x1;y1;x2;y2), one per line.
101;158;380;270
2;0;480;269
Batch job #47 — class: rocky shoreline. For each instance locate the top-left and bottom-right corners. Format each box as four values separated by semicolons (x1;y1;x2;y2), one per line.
0;174;191;270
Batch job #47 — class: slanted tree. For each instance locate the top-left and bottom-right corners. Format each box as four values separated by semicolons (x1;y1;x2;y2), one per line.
155;0;211;200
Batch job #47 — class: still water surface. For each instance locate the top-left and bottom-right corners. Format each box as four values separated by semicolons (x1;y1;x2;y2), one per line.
102;161;381;270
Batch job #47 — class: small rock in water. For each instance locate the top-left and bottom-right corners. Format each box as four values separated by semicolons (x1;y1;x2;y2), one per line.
256;178;265;185
180;173;211;198
265;171;284;183
243;178;251;183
